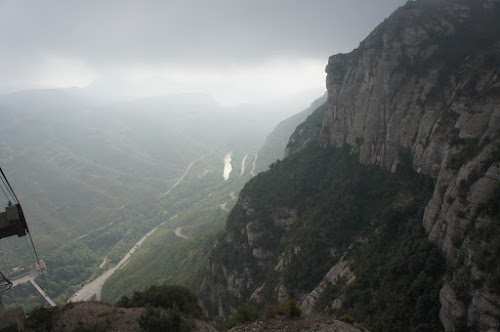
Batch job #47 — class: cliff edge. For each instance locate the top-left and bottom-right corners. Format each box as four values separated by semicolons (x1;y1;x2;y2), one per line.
202;0;500;330
314;0;500;329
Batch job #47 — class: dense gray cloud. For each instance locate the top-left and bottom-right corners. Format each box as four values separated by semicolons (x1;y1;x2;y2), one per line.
0;0;406;101
1;1;405;62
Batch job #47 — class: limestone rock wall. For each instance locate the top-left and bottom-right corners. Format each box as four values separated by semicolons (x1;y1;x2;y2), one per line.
199;198;298;321
201;1;500;330
318;0;500;330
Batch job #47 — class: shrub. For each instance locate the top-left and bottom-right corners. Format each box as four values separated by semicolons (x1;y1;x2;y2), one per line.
116;285;203;319
339;313;355;324
277;300;302;318
138;306;190;332
263;306;277;319
116;285;204;332
232;304;260;323
25;306;53;329
224;304;260;329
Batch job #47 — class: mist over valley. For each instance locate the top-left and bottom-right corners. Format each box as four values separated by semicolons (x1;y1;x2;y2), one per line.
1;0;499;331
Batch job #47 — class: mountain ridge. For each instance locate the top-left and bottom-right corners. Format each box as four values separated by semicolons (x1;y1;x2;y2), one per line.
200;0;500;330
254;93;327;174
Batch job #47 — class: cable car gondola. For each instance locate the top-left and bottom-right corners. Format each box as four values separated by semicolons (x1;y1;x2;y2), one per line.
0;203;28;240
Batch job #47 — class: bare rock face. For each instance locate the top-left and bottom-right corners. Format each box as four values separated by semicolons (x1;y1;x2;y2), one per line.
316;0;500;330
201;0;500;330
199;195;298;321
439;284;468;329
301;256;355;315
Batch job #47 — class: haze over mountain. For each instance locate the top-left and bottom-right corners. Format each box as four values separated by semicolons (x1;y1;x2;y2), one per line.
3;0;499;331
0;79;330;314
0;87;318;256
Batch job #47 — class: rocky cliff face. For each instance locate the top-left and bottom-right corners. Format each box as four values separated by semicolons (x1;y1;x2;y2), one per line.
316;0;500;330
201;0;500;330
200;198;300;320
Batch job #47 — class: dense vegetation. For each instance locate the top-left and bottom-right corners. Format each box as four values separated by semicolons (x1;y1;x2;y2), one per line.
102;228;219;303
3;147;254;309
2;282;45;312
339;212;445;331
101;153;253;302
205;143;445;331
222;300;302;330
23;202;169;305
0;88;286;310
117;285;205;332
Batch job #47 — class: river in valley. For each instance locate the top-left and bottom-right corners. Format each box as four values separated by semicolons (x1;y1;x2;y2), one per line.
223;152;232;180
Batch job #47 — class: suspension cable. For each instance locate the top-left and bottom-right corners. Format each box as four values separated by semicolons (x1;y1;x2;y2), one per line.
0;174;15;204
1;165;49;290
0;182;11;203
0;270;13;293
0;166;19;204
27;231;48;290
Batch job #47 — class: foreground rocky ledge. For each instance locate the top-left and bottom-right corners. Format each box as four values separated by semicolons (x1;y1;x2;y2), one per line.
25;301;364;332
229;317;367;332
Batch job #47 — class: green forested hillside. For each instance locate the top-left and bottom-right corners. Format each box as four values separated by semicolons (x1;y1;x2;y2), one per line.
0;89;288;309
101;152;254;303
201;144;445;330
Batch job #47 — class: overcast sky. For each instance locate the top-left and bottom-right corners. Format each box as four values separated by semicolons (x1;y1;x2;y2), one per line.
0;0;406;105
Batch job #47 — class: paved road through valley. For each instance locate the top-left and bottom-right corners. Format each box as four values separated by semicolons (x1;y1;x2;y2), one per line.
174;227;189;240
69;157;204;303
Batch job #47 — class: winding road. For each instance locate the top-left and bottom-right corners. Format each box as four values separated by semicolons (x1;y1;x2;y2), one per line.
219;192;237;211
99;256;108;268
174;227;189;240
69;157;204;303
69;218;170;302
159;162;194;198
159;154;209;199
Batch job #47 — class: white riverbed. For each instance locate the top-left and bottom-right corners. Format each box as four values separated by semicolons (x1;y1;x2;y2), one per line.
240;154;248;176
223;152;232;180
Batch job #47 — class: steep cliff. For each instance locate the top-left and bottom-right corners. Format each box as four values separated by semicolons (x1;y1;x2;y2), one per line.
316;0;500;329
201;0;500;330
200;144;444;330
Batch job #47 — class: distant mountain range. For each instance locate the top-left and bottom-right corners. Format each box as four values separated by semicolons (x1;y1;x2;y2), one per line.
0;84;322;310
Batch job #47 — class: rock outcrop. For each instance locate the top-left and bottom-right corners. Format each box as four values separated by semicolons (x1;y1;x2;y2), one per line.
316;0;500;330
300;256;355;315
0;296;24;332
200;200;299;321
201;0;500;330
